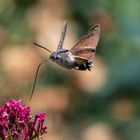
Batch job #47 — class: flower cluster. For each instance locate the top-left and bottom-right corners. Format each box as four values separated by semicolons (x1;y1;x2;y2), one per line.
0;99;47;140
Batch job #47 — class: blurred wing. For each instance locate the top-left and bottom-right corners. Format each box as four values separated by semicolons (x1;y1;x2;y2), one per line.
74;56;89;64
71;24;100;60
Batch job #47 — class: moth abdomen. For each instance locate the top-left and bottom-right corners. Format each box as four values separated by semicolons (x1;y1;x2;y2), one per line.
78;61;92;71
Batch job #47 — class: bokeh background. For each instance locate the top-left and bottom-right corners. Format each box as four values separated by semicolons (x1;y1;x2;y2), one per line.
0;0;140;139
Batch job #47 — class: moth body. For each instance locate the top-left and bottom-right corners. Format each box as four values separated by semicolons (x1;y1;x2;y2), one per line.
50;49;76;69
50;49;93;70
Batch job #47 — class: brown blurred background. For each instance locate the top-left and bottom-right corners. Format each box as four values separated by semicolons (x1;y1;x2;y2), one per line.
0;0;140;140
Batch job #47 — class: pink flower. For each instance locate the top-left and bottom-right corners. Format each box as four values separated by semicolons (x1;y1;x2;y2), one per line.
0;99;47;140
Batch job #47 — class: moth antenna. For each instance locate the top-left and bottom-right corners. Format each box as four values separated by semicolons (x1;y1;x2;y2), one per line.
57;20;67;50
33;42;52;53
29;59;49;102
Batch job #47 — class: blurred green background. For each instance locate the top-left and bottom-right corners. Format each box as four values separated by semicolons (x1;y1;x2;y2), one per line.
0;0;140;140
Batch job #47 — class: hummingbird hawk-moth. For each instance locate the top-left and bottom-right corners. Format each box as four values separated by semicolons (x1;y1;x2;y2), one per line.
29;21;100;101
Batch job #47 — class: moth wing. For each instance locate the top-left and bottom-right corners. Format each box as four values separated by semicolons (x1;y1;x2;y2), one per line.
73;56;89;65
71;24;100;60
